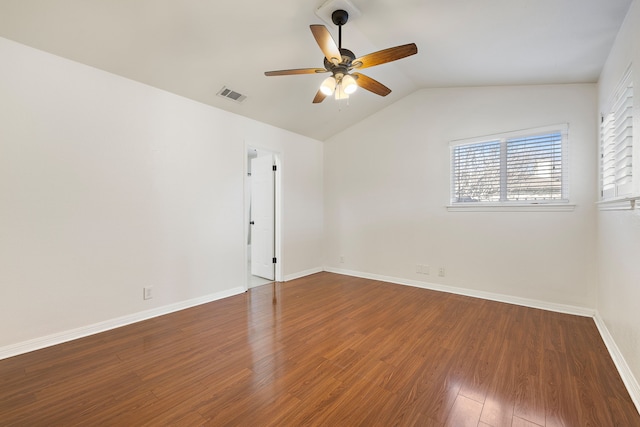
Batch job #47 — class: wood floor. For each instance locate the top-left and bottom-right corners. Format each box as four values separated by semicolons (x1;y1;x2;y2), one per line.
1;272;639;426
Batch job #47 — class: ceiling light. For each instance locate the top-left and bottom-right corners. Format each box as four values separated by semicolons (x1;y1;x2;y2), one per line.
342;74;357;94
320;76;336;95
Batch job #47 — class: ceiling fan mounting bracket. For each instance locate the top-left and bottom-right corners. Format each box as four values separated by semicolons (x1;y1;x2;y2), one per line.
314;0;361;27
331;9;349;26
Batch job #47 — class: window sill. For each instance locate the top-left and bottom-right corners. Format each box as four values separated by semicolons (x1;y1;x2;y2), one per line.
597;195;640;211
447;203;575;212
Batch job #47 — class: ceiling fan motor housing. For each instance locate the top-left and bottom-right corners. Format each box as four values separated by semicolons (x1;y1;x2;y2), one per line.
324;48;355;71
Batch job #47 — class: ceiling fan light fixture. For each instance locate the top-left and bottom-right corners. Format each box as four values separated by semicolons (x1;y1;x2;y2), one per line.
320;76;336;95
342;74;357;94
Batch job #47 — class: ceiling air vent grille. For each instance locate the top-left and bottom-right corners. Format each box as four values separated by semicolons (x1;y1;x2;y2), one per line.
217;86;247;103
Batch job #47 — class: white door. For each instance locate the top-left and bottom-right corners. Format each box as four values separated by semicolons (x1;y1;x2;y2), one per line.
250;155;275;280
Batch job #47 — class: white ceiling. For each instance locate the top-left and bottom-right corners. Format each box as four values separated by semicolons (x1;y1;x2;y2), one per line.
0;0;632;141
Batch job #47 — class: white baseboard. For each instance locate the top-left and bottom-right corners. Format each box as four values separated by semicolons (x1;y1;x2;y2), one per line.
0;286;245;361
283;267;323;282
594;312;640;414
323;267;595;317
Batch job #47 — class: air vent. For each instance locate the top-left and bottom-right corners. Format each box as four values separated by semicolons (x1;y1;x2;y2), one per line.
217;86;247;103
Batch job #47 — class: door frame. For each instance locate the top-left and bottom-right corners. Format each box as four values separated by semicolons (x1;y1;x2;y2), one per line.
244;143;283;290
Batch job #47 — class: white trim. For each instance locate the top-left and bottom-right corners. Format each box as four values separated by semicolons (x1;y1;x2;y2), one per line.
447;203;575;212
594;312;640;414
597;195;640;211
0;286;245;361
323;267;594;317
283;267;323;282
449;123;569;147
274;154;284;283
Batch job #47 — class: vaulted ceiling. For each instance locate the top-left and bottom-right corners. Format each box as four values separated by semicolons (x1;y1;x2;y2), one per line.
0;0;632;140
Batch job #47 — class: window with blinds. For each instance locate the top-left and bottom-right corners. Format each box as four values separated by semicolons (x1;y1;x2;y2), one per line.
600;68;633;200
452;141;501;202
451;125;568;204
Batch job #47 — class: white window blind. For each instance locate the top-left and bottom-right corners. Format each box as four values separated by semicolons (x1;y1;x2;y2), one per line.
452;140;501;202
451;125;568;204
601;69;633;199
506;133;563;201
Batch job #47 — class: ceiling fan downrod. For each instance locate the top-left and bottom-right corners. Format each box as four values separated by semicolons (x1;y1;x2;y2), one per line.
331;9;349;50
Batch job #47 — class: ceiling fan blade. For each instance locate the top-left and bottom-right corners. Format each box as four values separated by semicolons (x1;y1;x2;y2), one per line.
310;25;342;64
353;72;392;97
312;89;327;104
265;68;328;76
353;43;418;69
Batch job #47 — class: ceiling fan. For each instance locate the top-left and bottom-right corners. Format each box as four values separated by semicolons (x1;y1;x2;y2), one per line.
264;9;418;103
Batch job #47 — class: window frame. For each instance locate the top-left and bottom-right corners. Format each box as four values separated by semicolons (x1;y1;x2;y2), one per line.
448;124;572;212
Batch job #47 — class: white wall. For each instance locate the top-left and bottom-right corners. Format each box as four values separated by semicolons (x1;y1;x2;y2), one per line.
324;84;598;309
597;0;640;397
0;37;323;350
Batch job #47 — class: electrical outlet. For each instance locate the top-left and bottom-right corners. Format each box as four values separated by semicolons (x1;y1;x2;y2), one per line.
143;287;153;300
416;264;430;275
340;255;345;263
438;267;445;277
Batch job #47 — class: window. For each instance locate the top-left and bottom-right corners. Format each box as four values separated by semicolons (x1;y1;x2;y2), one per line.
450;125;568;205
600;68;633;200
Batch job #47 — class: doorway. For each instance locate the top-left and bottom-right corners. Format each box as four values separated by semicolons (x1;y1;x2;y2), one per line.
245;147;281;289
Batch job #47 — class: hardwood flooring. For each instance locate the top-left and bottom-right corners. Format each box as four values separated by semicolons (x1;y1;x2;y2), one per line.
1;272;639;426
